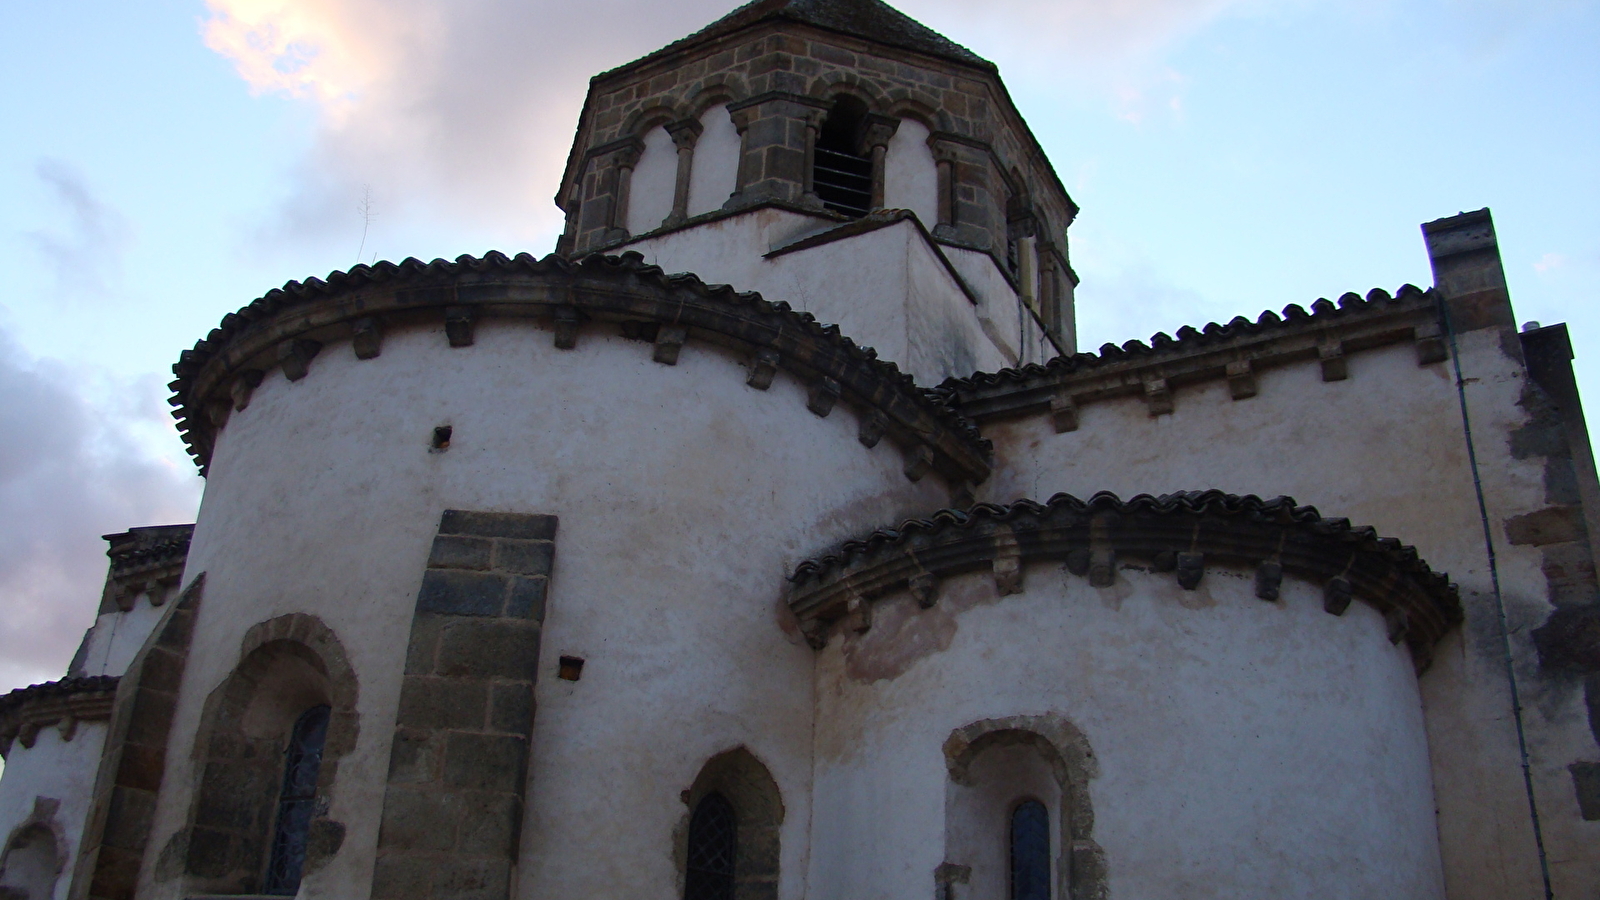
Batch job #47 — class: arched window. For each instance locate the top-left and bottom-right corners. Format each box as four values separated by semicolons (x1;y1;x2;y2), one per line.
1010;799;1050;900
0;823;61;900
679;748;781;900
943;717;1108;900
684;792;737;900
263;704;331;895
813;95;872;218
185;616;357;896
688;105;740;217
625;124;678;236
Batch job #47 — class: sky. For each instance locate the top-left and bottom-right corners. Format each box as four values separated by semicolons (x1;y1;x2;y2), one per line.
0;0;1595;696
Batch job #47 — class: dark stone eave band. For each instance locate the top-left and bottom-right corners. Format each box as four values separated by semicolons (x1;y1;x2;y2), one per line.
0;675;121;758
940;284;1448;421
169;251;992;484
788;491;1463;671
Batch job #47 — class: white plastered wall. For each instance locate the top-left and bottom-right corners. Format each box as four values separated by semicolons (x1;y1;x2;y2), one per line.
978;334;1569;897
0;723;108;900
625;125;677;237
687;105;739;218
139;321;949;899
624;208;1042;383
809;565;1446;900
884;119;938;228
77;593;169;678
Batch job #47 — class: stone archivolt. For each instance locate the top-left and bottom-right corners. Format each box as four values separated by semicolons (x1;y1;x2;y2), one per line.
940;284;1449;424
168;251;991;486
0;676;120;758
788;490;1463;670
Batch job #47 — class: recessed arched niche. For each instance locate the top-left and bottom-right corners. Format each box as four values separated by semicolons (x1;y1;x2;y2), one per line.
688;105;740;217
0;822;61;900
947;738;1062;899
626;124;678;236
885;117;938;226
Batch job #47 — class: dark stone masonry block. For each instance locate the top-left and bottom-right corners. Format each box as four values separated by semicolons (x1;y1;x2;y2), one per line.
387;730;442;785
444;733;527;794
1506;505;1586;547
430;535;494;571
379;788;459;853
438;620;541;681
398;677;489;731
1571;762;1600;820
405;615;444;673
493;539;554;576
377;509;554;899
124;689;178;746
455;792;521;858
489;684;534;736
102;787;157;851
118;741;168;793
183;826;234;879
506;576;548;621
434;858;512;900
439;510;558;541
418;570;508;618
139;646;184;692
372;854;436;900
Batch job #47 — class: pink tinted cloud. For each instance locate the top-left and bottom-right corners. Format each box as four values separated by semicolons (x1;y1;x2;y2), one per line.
201;0;1271;242
0;339;202;693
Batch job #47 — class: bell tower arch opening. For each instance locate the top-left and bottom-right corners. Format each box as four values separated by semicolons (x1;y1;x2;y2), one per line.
812;95;873;218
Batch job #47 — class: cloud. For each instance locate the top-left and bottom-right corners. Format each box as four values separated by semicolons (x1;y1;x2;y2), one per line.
912;0;1267;66
201;0;741;245
0;332;203;694
1533;252;1567;274
25;160;134;300
199;0;1288;248
1073;261;1225;352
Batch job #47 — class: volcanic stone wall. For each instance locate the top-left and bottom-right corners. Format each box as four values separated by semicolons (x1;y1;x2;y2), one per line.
558;19;1078;309
373;511;556;900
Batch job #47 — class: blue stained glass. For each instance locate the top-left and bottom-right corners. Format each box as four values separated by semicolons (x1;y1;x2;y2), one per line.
264;704;330;896
1010;799;1050;900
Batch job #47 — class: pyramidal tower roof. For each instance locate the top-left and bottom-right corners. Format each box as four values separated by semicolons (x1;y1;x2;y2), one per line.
605;0;992;79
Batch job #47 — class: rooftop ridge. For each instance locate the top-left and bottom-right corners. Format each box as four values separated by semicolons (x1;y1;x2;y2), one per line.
597;0;991;82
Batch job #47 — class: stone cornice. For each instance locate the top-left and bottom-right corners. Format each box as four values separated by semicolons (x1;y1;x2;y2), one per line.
0;676;120;758
939;285;1448;424
170;252;992;486
100;524;194;614
787;491;1462;670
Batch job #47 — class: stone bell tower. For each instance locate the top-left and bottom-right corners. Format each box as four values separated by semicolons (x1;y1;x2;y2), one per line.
554;0;1081;383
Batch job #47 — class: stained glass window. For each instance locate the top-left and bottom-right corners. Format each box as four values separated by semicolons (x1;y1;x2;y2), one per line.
264;704;330;896
684;791;737;900
1010;799;1050;900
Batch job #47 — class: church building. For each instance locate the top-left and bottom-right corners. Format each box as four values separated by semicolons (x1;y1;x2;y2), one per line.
3;1;1598;897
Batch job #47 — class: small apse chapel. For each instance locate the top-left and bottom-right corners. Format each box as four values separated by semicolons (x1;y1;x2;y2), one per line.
3;1;1600;898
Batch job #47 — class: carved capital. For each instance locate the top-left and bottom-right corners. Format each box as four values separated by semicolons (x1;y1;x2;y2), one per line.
666;118;703;151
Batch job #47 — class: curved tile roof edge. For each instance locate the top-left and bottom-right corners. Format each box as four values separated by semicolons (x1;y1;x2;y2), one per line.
169;250;991;470
789;489;1453;591
108;535;193;569
937;284;1437;394
0;675;121;716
